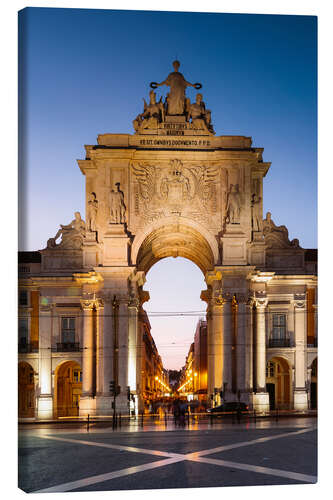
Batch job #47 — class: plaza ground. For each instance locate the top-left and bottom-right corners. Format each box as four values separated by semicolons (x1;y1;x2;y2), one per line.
18;416;317;493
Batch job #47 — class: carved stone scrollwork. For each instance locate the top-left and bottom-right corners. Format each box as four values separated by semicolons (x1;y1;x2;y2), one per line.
294;293;306;308
235;293;247;304
254;291;268;308
80;299;94;310
95;298;104;310
222;291;233;302
40;303;52;313
213;294;224;307
131;159;218;222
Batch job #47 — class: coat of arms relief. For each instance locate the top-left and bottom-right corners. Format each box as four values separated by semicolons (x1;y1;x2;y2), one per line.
131;159;219;225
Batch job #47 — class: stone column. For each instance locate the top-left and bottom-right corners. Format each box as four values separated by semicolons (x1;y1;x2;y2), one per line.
203;287;223;406
222;294;233;401
252;295;269;412
79;300;96;416
293;293;308;410
128;295;139;394
117;298;129;411
236;296;247;400
37;303;53;419
95;299;104;396
245;297;254;399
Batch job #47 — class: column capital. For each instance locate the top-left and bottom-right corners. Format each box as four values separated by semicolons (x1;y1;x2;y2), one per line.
253;291;268;309
39;302;53;313
95;298;104;310
293;293;306;309
128;294;140;309
80;299;95;311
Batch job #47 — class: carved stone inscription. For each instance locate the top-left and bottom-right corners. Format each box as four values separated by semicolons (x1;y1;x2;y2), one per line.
131;159;219;224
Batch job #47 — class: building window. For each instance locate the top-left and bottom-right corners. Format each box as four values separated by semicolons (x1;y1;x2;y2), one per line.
19;290;28;306
61;317;76;344
18;318;28;345
73;369;82;383
266;361;275;378
272;314;286;339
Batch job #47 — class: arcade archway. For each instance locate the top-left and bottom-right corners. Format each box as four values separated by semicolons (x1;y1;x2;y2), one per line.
55;361;82;417
18;362;35;418
266;357;291;410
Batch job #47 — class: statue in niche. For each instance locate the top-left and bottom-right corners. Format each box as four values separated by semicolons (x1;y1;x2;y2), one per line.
47;211;86;248
86;192;98;232
133;90;165;132
226;184;241;224
110;182;126;224
251;193;262;232
186;93;214;133
150;60;201;115
263;212;300;248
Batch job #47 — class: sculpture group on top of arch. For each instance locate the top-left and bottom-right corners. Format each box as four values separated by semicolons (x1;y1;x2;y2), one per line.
133;60;214;134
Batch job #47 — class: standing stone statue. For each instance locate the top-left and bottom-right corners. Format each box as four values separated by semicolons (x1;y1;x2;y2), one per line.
251;193;262;232
226;184;241;224
110;183;126;224
151;60;201;115
87;192;98;232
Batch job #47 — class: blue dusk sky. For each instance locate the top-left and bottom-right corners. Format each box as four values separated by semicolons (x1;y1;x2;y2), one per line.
18;7;317;369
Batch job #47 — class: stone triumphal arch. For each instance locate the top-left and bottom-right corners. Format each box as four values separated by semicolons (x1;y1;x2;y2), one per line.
20;61;316;419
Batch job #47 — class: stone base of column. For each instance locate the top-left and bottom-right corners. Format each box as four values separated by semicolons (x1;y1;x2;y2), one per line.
251;392;270;414
37;395;53;420
114;394;130;414
96;395;114;416
293;389;308;411
79;396;97;416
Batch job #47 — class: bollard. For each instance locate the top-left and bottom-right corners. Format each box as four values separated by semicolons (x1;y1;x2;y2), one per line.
141;411;144;428
87;414;90;432
276;408;279;422
254;409;256;424
164;411;167;427
119;413;122;429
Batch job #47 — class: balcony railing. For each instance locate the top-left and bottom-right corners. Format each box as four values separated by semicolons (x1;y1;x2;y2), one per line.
18;342;38;353
268;338;291;348
55;342;80;352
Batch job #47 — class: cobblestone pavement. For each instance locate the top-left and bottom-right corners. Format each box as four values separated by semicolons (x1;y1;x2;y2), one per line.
18;417;317;493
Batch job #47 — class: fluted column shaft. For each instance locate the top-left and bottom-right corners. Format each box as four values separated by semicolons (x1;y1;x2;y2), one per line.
222;298;233;395
294;295;307;390
101;298;114;394
39;304;52;396
128;298;139;392
255;302;267;392
118;300;129;392
81;301;94;396
236;301;246;394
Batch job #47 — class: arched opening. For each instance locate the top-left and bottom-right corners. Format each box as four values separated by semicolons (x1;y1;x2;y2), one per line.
140;257;207;413
133;218;217;274
55;361;82;417
266;357;291;410
18;362;35;418
310;358;317;410
132;221;217;413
